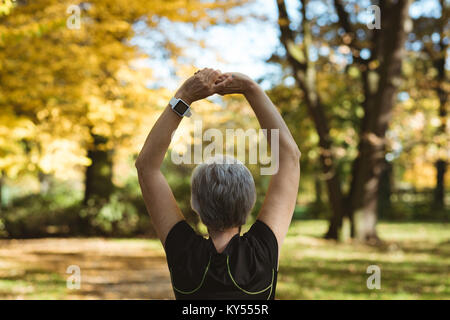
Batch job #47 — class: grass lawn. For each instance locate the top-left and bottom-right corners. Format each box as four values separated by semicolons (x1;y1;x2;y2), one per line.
0;220;448;299
277;220;449;299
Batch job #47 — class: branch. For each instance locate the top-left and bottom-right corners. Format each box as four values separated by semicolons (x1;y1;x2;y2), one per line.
333;0;353;34
277;0;340;188
332;0;369;65
276;0;307;70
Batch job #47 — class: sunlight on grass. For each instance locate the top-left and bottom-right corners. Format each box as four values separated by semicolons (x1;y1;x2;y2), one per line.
277;220;449;300
0;220;448;299
0;270;66;299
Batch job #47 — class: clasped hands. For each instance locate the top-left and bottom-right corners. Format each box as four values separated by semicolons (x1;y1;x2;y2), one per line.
174;68;254;105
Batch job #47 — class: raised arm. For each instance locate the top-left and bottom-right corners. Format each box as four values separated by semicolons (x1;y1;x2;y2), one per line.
135;68;225;246
215;73;301;249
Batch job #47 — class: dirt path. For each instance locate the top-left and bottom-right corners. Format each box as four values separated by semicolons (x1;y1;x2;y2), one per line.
0;238;175;299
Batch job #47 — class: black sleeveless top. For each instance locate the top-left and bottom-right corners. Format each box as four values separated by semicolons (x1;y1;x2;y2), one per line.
164;220;278;300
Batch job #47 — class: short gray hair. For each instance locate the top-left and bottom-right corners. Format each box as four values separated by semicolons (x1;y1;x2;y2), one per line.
191;155;256;231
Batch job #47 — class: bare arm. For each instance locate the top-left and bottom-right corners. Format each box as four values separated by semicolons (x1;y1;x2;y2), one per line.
215;73;301;249
135;105;184;246
135;68;225;246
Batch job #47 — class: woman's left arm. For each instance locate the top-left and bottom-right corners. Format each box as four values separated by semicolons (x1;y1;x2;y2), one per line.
135;68;226;246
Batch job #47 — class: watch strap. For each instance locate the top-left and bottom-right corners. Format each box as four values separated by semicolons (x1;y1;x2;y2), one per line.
169;97;191;118
169;97;178;107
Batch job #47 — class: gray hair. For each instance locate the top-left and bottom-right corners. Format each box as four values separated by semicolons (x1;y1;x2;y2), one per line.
191;155;256;231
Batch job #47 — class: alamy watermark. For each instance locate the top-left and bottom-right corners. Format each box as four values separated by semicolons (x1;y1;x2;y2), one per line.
66;265;81;289
66;4;81;30
367;5;381;30
170;120;280;175
366;265;381;290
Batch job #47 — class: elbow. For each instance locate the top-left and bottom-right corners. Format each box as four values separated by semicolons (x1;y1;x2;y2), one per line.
291;144;301;161
135;156;145;172
279;134;301;162
281;143;301;165
135;156;159;174
290;146;301;165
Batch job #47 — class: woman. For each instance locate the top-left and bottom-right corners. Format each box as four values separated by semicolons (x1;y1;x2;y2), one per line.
135;68;300;299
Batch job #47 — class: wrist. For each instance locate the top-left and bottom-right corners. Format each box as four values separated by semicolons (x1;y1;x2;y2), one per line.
174;90;194;105
243;80;259;98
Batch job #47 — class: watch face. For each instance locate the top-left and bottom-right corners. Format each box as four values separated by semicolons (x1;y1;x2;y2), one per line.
173;100;189;115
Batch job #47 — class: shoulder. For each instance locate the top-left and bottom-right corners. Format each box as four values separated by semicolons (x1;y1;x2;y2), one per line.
164;220;195;249
164;220;209;267
245;220;278;250
164;221;211;295
241;220;279;267
225;221;278;294
246;220;278;241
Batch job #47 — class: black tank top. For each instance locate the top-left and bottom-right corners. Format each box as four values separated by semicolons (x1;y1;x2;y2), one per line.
164;220;278;300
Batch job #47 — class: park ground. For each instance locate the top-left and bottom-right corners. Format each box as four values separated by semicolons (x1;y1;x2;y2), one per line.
0;220;448;300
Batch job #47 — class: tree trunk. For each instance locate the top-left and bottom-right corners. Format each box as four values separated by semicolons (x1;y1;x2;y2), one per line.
377;159;392;219
276;0;410;242
314;177;322;206
323;173;346;239
349;0;411;241
83;132;114;205
349;137;384;241
432;10;448;209
276;0;346;239
0;170;4;213
434;159;446;209
38;171;52;195
313;176;322;219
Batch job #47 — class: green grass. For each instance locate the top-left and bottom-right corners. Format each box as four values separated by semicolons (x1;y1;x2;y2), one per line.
0;269;67;299
277;220;449;299
0;220;448;299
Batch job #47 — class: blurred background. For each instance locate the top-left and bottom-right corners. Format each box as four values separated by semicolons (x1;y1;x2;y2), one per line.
0;0;448;299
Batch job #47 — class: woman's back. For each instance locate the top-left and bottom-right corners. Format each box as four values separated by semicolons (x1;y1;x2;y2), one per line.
165;220;278;300
136;69;300;300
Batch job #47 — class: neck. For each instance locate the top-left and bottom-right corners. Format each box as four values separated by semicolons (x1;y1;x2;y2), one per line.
208;227;240;253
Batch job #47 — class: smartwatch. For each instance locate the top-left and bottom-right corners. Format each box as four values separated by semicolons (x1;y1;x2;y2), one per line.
169;97;192;117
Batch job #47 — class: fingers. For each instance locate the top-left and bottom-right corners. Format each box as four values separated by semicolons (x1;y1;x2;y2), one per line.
215;73;228;84
213;74;232;94
195;68;222;81
205;69;221;84
194;68;229;96
193;67;207;77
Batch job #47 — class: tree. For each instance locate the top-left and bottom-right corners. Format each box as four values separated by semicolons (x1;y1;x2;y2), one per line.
0;0;254;204
275;0;412;241
414;0;449;209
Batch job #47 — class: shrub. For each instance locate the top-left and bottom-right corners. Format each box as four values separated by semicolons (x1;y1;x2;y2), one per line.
0;187;155;238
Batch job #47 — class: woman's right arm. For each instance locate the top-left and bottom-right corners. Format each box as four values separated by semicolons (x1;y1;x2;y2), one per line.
215;73;301;249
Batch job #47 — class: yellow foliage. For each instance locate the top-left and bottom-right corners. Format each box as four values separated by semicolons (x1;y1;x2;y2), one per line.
0;0;253;183
403;161;450;189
